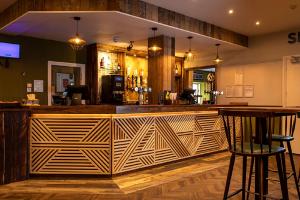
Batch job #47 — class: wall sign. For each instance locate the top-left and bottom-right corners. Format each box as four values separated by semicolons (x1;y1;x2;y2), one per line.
288;32;300;44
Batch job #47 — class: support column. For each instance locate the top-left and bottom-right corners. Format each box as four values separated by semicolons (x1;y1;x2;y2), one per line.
86;44;98;105
148;35;175;104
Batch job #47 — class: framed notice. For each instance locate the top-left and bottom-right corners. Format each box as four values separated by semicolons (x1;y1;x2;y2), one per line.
33;80;44;92
225;86;234;97
233;85;243;98
244;85;254;98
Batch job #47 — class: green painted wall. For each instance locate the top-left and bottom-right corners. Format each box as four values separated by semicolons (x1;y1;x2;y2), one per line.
0;34;86;105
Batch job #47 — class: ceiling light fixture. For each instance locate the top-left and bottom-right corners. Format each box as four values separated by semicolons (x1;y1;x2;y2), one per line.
148;27;162;52
289;0;299;10
68;17;86;51
213;44;223;64
185;36;194;61
255;21;261;26
228;9;234;14
127;41;134;51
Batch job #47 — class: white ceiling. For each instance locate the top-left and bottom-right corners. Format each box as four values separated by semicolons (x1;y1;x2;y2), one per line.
0;12;245;57
143;0;300;36
0;0;16;12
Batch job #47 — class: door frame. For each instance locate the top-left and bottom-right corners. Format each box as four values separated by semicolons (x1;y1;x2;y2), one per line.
47;61;85;106
282;55;300;107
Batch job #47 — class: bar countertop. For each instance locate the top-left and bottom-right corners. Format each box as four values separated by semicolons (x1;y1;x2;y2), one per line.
2;104;299;114
29;104;220;114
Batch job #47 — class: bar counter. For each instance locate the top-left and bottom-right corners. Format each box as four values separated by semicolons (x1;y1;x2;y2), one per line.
29;105;227;175
4;105;296;178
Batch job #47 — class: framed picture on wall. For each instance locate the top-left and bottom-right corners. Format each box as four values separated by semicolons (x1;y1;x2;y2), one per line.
233;85;243;97
225;86;234;97
244;85;254;98
56;73;74;92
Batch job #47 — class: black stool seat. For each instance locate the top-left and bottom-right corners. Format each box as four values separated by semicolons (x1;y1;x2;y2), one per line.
271;135;294;141
234;143;285;156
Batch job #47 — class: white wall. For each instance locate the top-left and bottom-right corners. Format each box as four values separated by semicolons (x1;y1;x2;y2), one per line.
188;28;300;105
217;61;283;105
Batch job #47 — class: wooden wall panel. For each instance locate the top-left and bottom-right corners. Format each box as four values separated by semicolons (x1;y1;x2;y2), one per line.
0;111;30;185
30;117;111;174
0;112;4;184
0;0;248;47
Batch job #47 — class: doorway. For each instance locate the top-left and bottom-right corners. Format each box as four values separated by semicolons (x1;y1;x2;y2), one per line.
282;55;300;153
185;66;216;104
47;61;85;105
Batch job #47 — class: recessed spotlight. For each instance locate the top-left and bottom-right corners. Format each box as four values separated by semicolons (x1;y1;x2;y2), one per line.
255;21;261;26
228;9;234;15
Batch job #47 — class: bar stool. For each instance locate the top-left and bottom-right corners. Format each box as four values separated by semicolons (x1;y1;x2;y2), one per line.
247;112;300;199
219;109;289;200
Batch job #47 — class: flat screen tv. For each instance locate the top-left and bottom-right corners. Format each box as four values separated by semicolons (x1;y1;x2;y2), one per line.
0;42;20;59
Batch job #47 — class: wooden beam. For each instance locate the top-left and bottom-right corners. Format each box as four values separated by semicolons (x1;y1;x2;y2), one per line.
0;0;248;47
96;43;147;58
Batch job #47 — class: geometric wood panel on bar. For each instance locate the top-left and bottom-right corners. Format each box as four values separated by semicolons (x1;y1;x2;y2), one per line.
30;117;111;174
112;112;227;174
29;111;227;175
0;0;248;47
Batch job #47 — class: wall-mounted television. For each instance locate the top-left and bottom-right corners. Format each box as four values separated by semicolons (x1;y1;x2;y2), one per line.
0;42;20;59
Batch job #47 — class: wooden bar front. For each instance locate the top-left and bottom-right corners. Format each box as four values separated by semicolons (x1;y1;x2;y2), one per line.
29;110;227;175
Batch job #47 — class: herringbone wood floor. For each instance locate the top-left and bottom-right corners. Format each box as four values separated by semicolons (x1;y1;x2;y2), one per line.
0;152;299;200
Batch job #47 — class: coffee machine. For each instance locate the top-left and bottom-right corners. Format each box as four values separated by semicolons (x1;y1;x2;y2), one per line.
101;75;124;104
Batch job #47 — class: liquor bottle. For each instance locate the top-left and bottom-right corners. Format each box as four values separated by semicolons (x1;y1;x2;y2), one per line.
127;76;131;90
100;57;104;68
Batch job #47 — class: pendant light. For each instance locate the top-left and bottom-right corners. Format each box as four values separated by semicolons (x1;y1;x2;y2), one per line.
185;36;194;61
148;27;162;52
68;17;86;51
213;44;223;64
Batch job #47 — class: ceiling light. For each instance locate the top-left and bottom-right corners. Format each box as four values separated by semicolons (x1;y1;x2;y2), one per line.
255;21;261;26
148;27;162;52
213;44;223;64
185;36;194;61
228;9;234;14
289;0;299;10
68;17;86;51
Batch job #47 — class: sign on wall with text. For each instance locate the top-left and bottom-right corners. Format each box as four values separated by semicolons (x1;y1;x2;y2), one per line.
288;32;300;44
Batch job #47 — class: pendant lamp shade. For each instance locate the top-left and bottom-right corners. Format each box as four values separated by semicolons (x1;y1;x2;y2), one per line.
68;17;86;51
148;27;162;52
213;44;223;64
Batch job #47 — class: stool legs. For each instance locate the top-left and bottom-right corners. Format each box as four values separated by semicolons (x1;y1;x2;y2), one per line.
224;154;236;200
286;141;300;198
246;157;254;200
242;156;247;200
276;153;289;200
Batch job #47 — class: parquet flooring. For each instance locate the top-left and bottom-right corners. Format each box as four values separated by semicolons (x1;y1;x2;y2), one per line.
0;152;299;200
